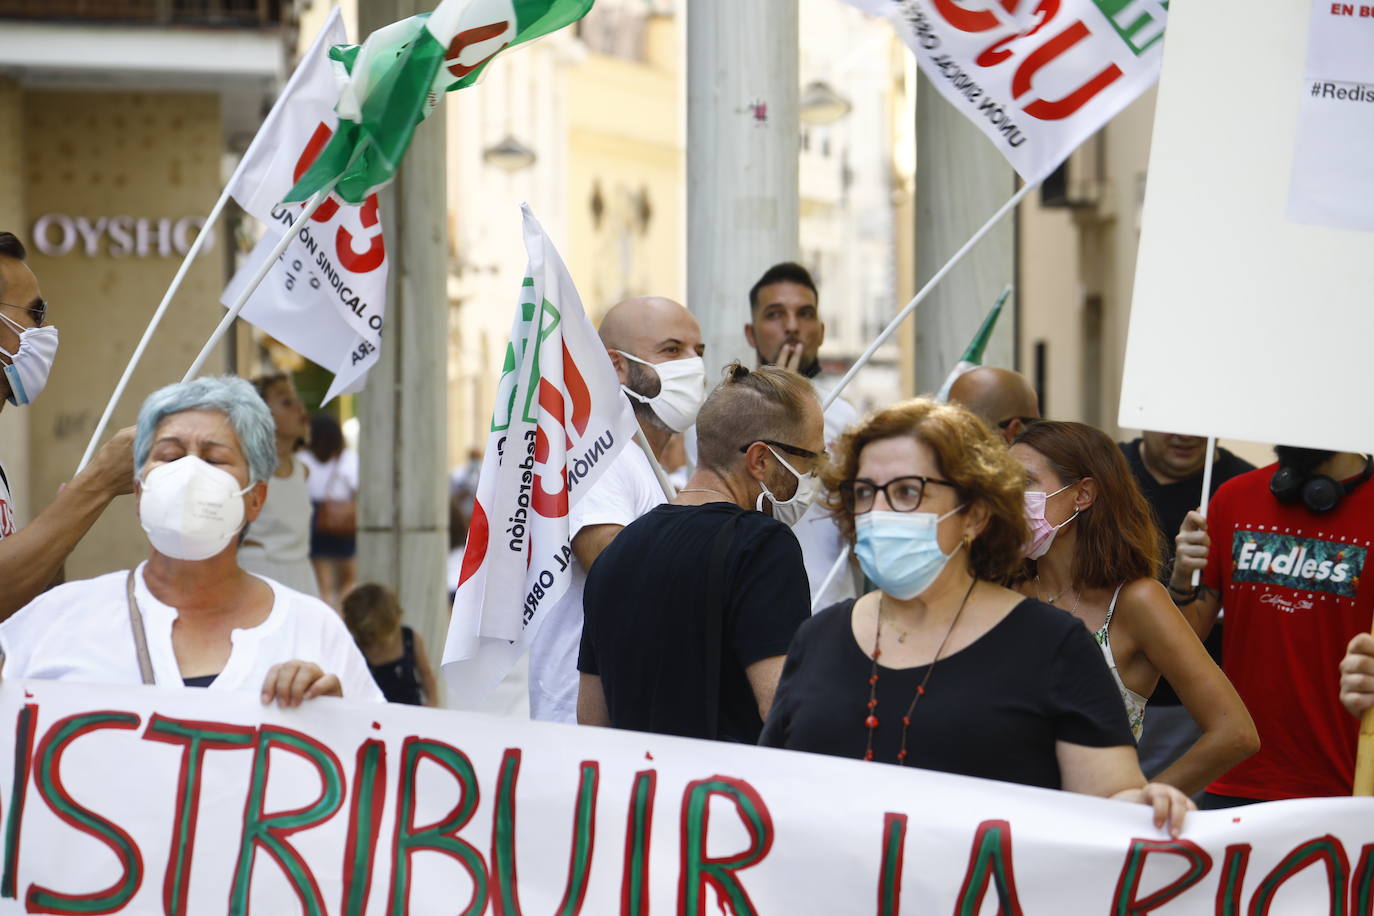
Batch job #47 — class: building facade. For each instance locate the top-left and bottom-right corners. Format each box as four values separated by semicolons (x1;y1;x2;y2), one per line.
0;0;285;577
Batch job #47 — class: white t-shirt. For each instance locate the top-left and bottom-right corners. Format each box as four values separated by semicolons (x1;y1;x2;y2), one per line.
239;460;320;596
528;443;666;723
0;563;384;702
298;449;359;503
795;384;862;609
0;461;15;540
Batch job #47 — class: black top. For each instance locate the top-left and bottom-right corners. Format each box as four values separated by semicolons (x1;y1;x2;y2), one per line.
759;598;1135;789
579;503;810;744
1119;439;1254;568
181;674;217;688
369;626;424;706
1119;439;1254;705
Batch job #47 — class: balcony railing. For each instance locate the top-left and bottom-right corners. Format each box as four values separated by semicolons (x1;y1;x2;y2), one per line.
0;0;283;27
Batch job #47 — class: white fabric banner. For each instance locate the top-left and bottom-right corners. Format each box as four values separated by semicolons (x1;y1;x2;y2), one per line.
222;10;389;404
0;679;1367;914
443;205;637;703
847;0;1168;182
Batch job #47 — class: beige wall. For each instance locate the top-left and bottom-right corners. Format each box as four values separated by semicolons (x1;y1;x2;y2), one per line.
21;89;226;578
564;17;684;321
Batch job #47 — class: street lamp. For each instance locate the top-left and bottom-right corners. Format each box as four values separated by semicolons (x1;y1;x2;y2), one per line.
482;134;537;172
799;80;852;125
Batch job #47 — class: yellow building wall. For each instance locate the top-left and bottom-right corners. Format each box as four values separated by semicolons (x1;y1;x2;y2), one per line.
22;89;226;579
564;18;684;321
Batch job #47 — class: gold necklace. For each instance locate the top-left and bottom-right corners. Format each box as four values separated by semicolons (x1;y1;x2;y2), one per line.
678;487;733;501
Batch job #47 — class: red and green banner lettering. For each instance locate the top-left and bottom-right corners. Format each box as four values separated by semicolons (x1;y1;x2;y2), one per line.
1;679;1371;914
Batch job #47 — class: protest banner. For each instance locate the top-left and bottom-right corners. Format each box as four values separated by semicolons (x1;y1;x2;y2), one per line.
846;0;1168;184
222;13;390;404
1119;0;1374;454
443;206;638;704
0;678;1369;914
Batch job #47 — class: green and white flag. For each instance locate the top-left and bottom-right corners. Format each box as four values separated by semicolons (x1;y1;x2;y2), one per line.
934;285;1011;403
287;0;593;205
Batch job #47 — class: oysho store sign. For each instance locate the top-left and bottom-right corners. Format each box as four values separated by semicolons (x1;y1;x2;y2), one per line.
31;213;213;258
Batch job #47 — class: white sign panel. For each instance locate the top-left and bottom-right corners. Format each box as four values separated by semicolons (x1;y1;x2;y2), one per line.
0;679;1368;914
1119;0;1374;452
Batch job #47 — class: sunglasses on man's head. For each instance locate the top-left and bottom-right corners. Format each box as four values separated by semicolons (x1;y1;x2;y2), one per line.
996;416;1037;430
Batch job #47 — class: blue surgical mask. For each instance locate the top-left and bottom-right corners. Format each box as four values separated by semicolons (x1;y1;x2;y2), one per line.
854;506;965;600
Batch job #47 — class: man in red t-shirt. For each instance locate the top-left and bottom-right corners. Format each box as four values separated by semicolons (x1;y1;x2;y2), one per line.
1172;447;1374;805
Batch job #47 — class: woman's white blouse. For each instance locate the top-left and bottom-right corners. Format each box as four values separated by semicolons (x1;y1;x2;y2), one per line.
0;562;384;702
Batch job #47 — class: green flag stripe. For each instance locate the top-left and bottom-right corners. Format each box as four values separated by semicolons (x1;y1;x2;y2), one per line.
286;0;593;205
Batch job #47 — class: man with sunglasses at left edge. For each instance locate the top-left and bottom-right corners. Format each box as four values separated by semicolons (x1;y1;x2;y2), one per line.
0;231;135;620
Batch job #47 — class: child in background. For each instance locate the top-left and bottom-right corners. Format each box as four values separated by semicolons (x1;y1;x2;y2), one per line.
342;584;440;706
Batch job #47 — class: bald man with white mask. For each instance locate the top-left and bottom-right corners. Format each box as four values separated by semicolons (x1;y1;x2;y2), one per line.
527;296;706;722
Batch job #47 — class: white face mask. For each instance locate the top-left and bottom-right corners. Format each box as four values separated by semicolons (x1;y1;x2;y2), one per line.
755;444;819;527
0;312;58;406
138;456;253;561
615;350;707;433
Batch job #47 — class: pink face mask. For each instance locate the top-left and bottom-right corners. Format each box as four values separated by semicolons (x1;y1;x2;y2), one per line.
1023;483;1077;560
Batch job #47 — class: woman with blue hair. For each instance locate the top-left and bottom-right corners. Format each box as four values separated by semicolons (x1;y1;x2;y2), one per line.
0;376;383;704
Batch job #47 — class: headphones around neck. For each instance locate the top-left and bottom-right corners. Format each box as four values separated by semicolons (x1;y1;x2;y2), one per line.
1269;454;1374;513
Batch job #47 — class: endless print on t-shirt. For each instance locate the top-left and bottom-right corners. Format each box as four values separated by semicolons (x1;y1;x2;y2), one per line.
1229;528;1365;600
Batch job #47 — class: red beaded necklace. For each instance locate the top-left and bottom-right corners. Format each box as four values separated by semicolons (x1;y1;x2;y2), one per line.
863;578;978;764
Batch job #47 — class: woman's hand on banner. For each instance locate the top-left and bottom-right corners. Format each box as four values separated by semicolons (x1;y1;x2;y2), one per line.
1114;782;1195;838
261;660;343;707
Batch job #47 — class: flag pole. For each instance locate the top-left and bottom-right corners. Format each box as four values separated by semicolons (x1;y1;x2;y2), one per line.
182;182;337;382
824;181;1037;411
1190;436;1218;588
633;428;677;500
811;546;851;612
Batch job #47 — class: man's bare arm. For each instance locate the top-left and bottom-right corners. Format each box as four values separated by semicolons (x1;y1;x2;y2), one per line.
571;523;624;572
0;427;133;619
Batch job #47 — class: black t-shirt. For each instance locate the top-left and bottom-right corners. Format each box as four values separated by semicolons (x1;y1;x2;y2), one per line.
579;502;810;744
1119;439;1255;567
758;598;1135;789
1118;439;1254;705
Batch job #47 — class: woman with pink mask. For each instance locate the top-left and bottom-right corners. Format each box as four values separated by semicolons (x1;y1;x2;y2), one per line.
1012;421;1257;796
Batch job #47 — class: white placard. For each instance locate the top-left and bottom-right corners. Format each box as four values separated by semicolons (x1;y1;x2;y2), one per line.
1119;0;1374;452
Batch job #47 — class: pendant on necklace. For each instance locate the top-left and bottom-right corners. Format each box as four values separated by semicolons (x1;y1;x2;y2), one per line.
896;631;906;644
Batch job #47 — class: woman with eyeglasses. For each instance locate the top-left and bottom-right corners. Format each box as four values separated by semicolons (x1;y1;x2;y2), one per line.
1010;420;1258;796
760;399;1194;835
